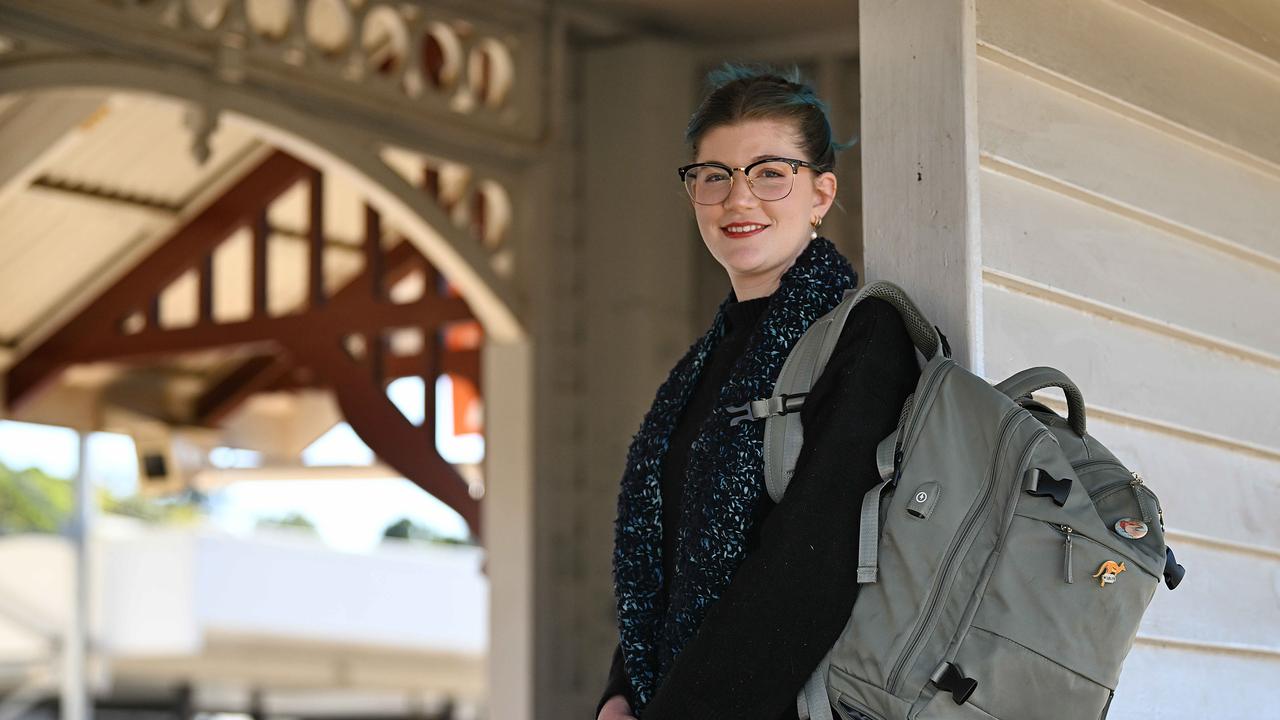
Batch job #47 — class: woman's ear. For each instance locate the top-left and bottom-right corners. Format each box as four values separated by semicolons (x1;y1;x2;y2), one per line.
812;171;838;215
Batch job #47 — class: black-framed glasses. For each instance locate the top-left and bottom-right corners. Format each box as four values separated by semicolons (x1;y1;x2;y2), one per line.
676;156;820;205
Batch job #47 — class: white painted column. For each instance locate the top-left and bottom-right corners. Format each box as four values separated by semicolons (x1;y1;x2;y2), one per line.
523;36;697;718
859;0;983;373
61;431;92;720
483;339;535;720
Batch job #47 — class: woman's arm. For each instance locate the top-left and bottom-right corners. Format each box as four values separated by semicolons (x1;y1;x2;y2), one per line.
640;297;920;720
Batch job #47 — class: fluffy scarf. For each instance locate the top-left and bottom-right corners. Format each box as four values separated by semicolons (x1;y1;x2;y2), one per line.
613;237;858;710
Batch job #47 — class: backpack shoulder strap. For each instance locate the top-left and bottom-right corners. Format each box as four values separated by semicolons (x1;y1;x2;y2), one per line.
760;280;944;503
761;288;861;502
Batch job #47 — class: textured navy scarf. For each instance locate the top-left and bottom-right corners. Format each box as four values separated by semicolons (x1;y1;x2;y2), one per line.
613;237;857;710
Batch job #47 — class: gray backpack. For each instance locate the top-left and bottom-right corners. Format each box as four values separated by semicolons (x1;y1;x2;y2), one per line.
736;281;1184;720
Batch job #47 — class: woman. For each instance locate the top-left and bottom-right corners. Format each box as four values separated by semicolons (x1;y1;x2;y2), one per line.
597;63;920;720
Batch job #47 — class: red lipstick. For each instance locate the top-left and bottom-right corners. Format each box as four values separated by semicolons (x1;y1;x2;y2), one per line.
722;223;769;239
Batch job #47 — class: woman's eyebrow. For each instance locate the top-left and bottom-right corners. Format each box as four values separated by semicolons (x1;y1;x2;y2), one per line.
695;153;785;165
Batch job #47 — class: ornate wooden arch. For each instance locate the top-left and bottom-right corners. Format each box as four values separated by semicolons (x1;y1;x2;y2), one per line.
0;1;549;538
5;149;486;533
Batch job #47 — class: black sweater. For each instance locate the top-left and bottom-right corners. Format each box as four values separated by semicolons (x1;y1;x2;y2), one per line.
599;295;920;720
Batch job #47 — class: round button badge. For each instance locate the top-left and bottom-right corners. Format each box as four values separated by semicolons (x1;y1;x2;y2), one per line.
915;491;929;503
1114;518;1149;540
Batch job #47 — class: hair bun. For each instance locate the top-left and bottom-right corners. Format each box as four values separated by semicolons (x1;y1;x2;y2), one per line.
686;61;848;174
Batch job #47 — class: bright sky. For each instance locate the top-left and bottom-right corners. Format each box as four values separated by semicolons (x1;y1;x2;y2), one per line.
0;376;476;552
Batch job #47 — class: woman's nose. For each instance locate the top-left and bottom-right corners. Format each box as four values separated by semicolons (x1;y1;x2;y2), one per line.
723;170;758;208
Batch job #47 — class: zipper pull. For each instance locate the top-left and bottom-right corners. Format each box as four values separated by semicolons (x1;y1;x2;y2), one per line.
1130;472;1153;524
1059;525;1074;584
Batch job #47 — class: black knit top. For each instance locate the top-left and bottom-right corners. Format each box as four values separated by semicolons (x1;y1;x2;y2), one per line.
599;295;920;720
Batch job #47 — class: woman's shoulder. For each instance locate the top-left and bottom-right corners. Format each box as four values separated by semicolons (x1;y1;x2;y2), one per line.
811;294;921;401
795;293;921;444
829;295;914;357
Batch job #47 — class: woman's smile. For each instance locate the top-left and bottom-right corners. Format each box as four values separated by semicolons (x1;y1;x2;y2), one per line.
721;222;770;239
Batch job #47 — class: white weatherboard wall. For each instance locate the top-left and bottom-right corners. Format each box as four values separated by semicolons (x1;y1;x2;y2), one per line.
975;0;1280;716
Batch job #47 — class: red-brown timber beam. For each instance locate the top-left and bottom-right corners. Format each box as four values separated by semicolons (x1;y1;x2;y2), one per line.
58;296;471;363
5;155;485;536
302;339;479;532
191;238;468;425
5;150;311;411
194;354;292;427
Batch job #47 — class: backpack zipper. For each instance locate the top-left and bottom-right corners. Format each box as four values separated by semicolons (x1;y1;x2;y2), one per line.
895;361;955;467
925;426;1050;693
885;406;1026;695
1043;520;1159;580
1056;524;1075;583
1084;468;1164;529
835;697;884;720
1127;472;1154;525
1073;458;1127;474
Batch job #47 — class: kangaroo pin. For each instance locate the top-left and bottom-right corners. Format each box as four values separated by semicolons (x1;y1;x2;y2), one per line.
1093;560;1126;587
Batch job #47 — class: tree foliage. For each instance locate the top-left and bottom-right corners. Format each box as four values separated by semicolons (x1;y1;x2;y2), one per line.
255;512;317;532
0;462;72;533
381;516;471;546
0;460;201;534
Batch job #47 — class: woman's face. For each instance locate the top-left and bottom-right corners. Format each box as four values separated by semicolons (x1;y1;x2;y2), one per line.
691;119;837;300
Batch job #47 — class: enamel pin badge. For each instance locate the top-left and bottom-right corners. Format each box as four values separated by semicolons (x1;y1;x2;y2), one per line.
1093;560;1126;587
1114;518;1148;540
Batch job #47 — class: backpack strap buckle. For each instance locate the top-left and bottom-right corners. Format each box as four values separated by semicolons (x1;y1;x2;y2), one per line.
726;393;807;426
931;662;978;705
1025;468;1072;507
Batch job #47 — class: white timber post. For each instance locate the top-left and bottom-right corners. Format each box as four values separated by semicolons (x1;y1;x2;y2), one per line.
62;431;92;720
859;0;983;374
483;339;535;720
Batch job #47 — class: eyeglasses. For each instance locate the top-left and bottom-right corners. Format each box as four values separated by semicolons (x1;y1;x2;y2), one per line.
676;156;820;205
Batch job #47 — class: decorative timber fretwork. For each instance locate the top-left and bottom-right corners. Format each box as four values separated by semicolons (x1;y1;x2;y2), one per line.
0;0;531;345
4;149;484;534
0;0;543;146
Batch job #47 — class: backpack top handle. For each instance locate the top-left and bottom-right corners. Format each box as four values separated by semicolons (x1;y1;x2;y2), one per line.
994;366;1088;437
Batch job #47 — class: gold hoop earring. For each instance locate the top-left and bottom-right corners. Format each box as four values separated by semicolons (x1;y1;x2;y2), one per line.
810;216;823;240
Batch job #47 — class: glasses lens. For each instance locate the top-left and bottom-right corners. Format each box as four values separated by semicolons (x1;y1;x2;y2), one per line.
684;165;732;204
747;161;794;201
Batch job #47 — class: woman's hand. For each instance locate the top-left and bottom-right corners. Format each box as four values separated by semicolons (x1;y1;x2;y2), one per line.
597;694;637;720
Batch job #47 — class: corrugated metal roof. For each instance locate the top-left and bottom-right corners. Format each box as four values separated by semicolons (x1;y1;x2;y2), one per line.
0;87;414;433
0;91;261;347
0;188;154;340
40;93;258;208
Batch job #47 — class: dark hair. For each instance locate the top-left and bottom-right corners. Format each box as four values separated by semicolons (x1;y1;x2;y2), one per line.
685;62;856;173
